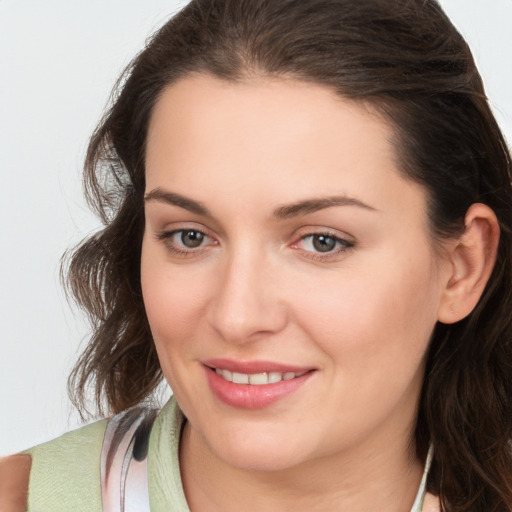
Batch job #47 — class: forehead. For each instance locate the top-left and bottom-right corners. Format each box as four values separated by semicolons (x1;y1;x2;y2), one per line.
145;74;425;218
146;75;391;166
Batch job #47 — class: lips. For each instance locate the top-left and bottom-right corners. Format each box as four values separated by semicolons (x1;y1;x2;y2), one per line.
203;358;312;374
203;359;315;409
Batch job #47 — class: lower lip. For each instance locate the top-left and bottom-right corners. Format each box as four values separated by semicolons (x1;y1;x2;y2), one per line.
205;367;313;409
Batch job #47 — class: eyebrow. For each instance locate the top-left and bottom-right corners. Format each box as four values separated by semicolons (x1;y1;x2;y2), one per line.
144;188;376;218
273;196;376;219
144;188;211;216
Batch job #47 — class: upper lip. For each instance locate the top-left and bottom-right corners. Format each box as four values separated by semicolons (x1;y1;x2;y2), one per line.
203;358;314;374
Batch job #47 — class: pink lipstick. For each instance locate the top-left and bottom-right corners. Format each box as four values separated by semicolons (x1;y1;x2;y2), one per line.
203;359;315;409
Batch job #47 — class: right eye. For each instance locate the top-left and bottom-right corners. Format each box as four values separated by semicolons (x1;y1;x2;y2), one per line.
156;228;216;255
176;229;206;248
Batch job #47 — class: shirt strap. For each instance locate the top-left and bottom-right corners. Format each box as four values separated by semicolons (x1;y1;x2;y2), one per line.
410;445;434;512
100;407;157;512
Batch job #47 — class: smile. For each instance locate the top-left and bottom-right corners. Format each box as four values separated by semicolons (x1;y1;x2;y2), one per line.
214;368;309;385
203;361;315;409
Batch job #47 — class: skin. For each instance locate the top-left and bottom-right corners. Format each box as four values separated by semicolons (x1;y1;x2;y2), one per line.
0;75;498;512
141;74;467;511
0;455;31;512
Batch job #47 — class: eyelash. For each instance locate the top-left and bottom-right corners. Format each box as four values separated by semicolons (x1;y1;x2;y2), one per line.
156;229;355;261
292;232;355;261
156;228;215;257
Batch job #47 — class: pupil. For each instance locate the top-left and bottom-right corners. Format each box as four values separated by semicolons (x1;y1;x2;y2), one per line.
181;230;204;248
313;235;336;253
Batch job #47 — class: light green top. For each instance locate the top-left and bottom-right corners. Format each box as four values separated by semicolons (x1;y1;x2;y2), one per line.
25;396;428;511
26;397;189;511
147;397;190;511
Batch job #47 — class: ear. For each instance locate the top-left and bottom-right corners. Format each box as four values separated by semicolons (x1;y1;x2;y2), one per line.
437;203;500;324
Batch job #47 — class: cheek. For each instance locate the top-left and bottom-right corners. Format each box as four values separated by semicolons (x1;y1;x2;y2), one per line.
142;271;204;339
292;247;440;381
291;255;439;446
140;241;209;372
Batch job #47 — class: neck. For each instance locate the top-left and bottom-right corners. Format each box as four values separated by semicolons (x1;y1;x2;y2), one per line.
179;420;424;512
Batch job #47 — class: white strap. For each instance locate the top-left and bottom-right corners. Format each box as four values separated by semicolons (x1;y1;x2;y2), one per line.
100;408;157;512
410;445;434;512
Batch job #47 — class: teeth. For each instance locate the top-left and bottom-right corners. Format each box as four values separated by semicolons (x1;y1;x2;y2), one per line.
268;372;283;383
215;368;307;385
232;372;249;384
215;368;232;381
249;372;269;385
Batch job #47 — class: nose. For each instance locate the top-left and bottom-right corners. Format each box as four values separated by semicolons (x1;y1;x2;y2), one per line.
206;248;288;344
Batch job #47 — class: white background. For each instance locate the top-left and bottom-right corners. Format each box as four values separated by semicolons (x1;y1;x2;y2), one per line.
1;0;511;455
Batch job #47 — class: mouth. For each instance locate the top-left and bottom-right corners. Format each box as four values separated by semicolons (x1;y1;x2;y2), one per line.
202;359;315;409
211;367;310;385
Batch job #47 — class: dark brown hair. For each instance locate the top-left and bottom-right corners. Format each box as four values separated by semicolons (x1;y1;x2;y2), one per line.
65;1;512;510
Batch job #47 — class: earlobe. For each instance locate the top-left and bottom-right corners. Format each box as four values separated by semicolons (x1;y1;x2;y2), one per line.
437;203;500;324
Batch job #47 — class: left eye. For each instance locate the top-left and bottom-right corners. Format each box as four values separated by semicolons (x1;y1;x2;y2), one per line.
298;233;352;254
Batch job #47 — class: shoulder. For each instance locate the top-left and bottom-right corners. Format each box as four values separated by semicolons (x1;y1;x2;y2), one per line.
0;454;31;512
28;417;108;462
422;492;440;512
22;419;107;511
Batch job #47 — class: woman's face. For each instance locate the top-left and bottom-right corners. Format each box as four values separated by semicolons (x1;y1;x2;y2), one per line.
141;75;451;471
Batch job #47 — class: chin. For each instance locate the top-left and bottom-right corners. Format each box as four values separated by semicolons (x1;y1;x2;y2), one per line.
204;426;313;472
219;446;307;473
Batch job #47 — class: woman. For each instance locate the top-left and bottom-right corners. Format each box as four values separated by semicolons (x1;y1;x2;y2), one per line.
1;0;511;510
